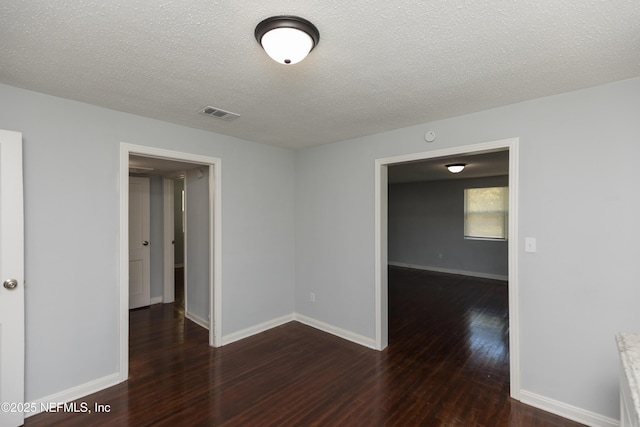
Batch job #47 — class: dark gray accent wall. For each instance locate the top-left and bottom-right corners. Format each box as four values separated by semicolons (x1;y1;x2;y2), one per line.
388;175;508;278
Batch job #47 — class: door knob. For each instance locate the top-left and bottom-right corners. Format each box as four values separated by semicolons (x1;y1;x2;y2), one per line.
143;241;149;246
3;279;18;290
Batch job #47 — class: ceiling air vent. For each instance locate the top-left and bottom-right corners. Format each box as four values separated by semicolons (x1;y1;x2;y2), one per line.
199;106;240;121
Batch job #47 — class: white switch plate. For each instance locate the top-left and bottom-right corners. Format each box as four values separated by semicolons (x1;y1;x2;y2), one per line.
525;237;537;253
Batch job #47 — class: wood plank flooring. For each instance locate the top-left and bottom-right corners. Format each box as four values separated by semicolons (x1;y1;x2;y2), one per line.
25;267;585;426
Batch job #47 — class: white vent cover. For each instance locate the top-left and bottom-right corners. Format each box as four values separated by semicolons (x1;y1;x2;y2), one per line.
199;106;240;121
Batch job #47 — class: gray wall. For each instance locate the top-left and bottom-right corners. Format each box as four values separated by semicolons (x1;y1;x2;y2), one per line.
0;83;296;403
185;167;210;324
149;176;163;300
173;178;184;266
295;77;640;419
3;75;640;421
388;175;508;278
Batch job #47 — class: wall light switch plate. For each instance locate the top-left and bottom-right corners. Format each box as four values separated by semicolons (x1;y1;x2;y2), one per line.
525;237;537;253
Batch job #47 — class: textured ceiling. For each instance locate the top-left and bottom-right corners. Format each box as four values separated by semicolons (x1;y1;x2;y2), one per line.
1;1;639;150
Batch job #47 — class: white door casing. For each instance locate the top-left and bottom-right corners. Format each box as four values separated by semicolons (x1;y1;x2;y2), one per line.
129;176;151;309
162;178;175;304
119;143;222;383
375;137;520;400
0;130;25;427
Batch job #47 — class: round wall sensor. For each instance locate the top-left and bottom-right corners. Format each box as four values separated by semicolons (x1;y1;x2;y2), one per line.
424;131;436;143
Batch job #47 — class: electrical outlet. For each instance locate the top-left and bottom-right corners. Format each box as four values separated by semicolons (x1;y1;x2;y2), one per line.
310;292;316;303
525;237;537;253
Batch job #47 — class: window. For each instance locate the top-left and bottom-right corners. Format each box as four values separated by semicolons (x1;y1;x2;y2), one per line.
464;186;508;240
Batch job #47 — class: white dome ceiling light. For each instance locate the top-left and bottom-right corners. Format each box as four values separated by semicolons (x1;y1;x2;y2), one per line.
446;163;466;173
255;16;320;65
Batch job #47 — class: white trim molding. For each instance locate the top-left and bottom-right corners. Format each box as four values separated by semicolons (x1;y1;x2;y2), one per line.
520;390;619;427
294;313;377;350
220;314;377;349
25;374;120;418
388;261;508;282
185;311;210;330
119;142;222;384
222;314;294;346
375;137;521;400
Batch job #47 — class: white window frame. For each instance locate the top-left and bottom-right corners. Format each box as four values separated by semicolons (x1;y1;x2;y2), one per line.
464;186;509;241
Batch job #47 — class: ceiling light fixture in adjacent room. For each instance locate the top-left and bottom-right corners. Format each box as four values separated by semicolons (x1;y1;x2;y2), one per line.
255;16;320;65
446;163;466;173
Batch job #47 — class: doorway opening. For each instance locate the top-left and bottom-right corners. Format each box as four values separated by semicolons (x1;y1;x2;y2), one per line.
172;176;185;311
374;137;520;400
119;143;222;382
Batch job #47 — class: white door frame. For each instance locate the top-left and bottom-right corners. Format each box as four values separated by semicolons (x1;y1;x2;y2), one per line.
119;143;222;382
162;178;175;304
374;137;520;400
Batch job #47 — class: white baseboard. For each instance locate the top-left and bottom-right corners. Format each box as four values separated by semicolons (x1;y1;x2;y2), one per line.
185;311;210;330
293;313;377;350
150;296;163;305
23;317;615;427
520;390;619;427
222;314;294;346
389;261;508;282
220;313;377;350
25;373;121;418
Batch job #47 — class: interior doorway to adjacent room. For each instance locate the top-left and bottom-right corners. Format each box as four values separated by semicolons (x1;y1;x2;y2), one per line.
374;137;520;400
119;143;222;382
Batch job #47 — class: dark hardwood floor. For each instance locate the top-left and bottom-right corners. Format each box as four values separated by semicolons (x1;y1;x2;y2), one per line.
25;267;584;426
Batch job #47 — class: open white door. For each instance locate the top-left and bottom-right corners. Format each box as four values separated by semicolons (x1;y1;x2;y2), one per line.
0;130;25;427
129;176;151;309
